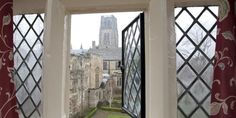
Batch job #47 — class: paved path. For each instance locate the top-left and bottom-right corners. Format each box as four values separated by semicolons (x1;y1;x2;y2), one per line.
92;110;108;118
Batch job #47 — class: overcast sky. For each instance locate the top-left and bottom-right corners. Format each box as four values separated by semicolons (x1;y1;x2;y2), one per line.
71;12;141;50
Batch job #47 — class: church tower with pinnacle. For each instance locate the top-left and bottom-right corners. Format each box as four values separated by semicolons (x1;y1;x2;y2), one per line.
99;15;118;48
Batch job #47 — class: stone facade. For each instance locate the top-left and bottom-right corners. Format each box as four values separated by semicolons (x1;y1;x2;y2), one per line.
69;53;103;117
103;60;122;88
69;15;123;117
89;15;122;88
99;15;118;48
88;88;103;108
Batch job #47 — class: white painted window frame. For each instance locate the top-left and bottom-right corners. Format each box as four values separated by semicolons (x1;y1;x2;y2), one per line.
13;0;219;118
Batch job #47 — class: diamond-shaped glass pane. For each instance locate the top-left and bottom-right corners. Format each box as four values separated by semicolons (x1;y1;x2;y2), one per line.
177;37;195;59
134;72;141;89
202;96;211;115
13;29;23;46
190;80;210;102
40;32;44;42
13;15;22;25
25;14;37;24
131;85;137;100
18;63;30;80
175;6;218;118
177;82;185;97
175;25;183;43
21;99;35;117
123;14;143;118
191;109;208;118
187;7;204;18
198;10;217;31
187;24;206;45
14;74;22;90
200;37;216;59
134;97;141;116
33;16;44;35
133;49;141;71
178;109;185;118
209;6;219;16
175;8;182;17
189;51;208;74
24;75;36;93
26;52;37;69
201;65;213;87
17;18;30;36
134;25;140;43
14;52;23;69
178;93;197;116
18;41;30;59
178;65;196;87
25;30;38;47
212;27;218;39
16;86;28;104
33;40;43;59
176;11;193;31
129;98;134;112
13;14;44;118
31;87;41;105
176;53;184;70
30;111;40;118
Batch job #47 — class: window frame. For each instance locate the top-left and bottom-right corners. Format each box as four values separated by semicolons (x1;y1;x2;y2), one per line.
12;0;220;118
175;6;218;118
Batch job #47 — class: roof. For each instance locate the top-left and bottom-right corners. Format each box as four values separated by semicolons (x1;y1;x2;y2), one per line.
70;49;88;55
88;47;121;60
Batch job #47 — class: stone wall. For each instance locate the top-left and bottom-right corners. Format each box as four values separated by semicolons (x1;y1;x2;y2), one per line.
69;53;103;117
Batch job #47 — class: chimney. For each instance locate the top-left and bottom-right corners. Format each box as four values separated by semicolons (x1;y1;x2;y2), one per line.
92;41;96;49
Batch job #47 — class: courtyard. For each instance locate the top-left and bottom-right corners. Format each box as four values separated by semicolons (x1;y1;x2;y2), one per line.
92;109;130;118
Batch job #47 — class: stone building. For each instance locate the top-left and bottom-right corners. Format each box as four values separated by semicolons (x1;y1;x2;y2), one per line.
89;15;122;88
99;15;118;49
69;52;103;117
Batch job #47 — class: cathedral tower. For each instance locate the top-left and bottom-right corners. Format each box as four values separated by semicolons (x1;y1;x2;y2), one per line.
99;15;118;48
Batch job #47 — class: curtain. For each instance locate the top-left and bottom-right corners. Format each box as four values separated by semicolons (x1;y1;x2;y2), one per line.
0;0;19;118
211;0;236;118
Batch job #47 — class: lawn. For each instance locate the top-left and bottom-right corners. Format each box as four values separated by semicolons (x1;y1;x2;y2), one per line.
107;114;130;118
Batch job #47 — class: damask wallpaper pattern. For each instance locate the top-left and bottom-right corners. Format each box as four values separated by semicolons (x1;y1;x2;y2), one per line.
0;0;19;118
211;0;236;118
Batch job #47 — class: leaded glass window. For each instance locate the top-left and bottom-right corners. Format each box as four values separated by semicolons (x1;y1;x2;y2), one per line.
122;13;145;118
175;6;218;118
13;14;44;118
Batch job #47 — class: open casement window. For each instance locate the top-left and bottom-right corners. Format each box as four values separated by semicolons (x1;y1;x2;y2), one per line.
122;13;145;118
13;14;44;118
175;6;218;118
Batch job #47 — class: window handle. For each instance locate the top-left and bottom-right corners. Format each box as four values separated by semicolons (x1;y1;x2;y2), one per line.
118;61;124;70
